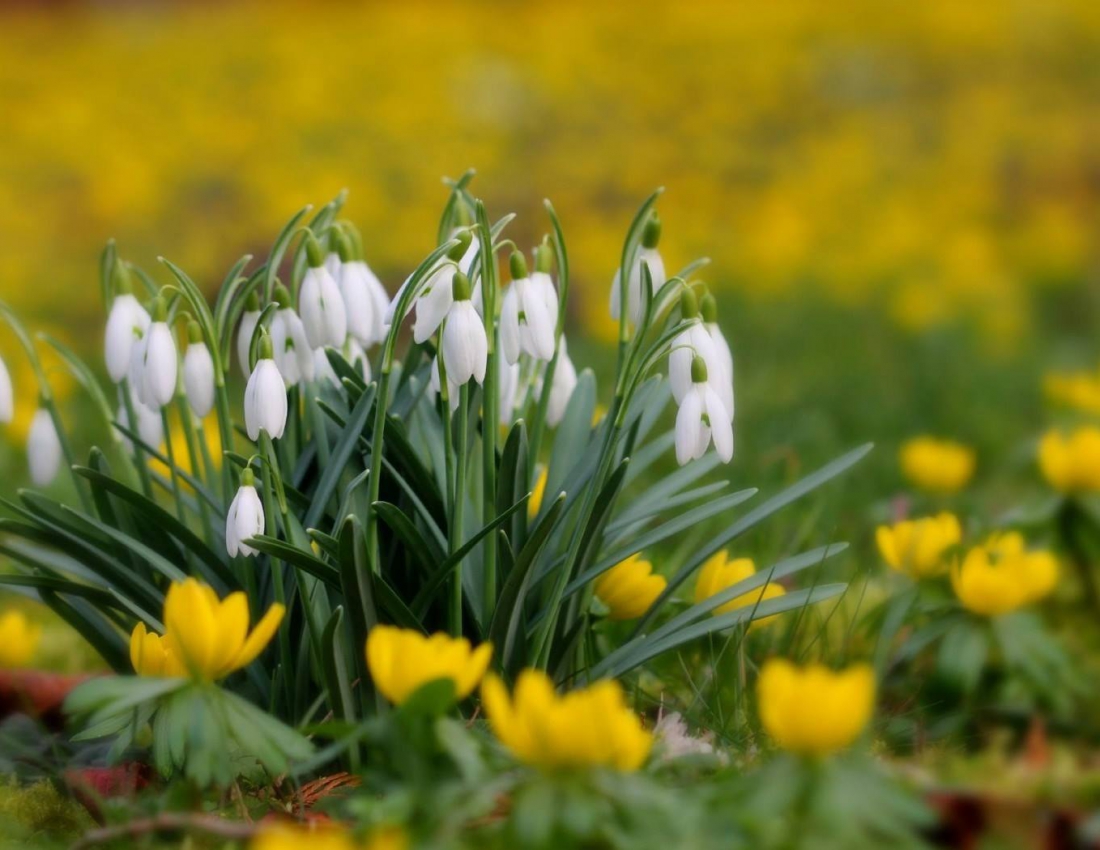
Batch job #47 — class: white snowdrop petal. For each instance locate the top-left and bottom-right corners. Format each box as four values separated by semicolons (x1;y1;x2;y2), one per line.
236;310;260;378
105;295;150;383
244;359;288;440
183;343;215;418
0;355;12;424
27;409;62;486
412;266;454;343
143;322;178;409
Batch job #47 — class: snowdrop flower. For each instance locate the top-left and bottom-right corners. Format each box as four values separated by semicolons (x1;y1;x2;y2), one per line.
428;355;459;412
345;337;372;383
299;232;347;349
441;272;488;386
182;321;215;418
547;337;578;427
104;266;151;384
499;356;520;426
27;408;61;486
270;284;314;387
501;246;558;364
333;225;389;347
244;333;287;440
700;292;734;406
0;355;12;424
139;298;178;410
385;230;472;338
669;289;732;421
610;213;666;327
116;388;163;452
226;467;264;557
236;291;261;379
675;356;733;466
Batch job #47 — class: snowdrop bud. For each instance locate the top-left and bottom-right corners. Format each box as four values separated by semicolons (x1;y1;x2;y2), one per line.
535;239;554;274
104;263;151;384
226;467;264;557
27;407;61;486
338;239;387;347
675;356;733;466
499;356;520;426
700;291;734;412
271;283;314;387
547;338;579;427
509;249;528;282
501;249;557;365
610;212;666;326
669;321;722;408
0;355;12;424
441;273;487;386
141;298;178;410
244;334;287;440
299;232;348;349
237;291;261;378
642;213;662;250
182;321;215;418
680;287;699;320
117;388;163;452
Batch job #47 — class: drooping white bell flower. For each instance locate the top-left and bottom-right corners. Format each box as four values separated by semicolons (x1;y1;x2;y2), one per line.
440;272;487;386
428;355;460;412
0;355;12;424
546;337;579;427
236;291;262;379
270;284;314;387
244;333;287;440
498;355;520;427
324;250;341;280
127;331;149;406
700;292;735;419
668;289;731;420
226;467;264;557
501;247;558;364
104;284;151;384
675;356;733;466
116;387;163;452
385;229;472;335
139;298;178;410
182;321;215;418
27;408;61;486
610;213;666;327
299;232;348;349
331;225;389;347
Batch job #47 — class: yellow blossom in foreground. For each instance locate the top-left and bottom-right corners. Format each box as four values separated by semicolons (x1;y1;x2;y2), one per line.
899;437;976;495
875;512;962;579
693;552;786;627
757;659;875;757
130;622;185;677
594;553;666;620
482;669;652;771
1044;369;1100;416
0;610;41;668
365;625;492;705
156;578;284;681
252;822;407;850
951;532;1059;617
1038;427;1100;493
528;468;547;518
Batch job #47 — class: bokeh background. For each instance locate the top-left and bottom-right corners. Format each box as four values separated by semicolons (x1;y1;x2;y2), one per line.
1;0;1099;498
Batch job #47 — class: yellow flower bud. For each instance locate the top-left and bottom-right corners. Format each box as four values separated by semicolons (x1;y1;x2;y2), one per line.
129;621;185;677
482;669;652;771
0;609;41;668
594;553;667;620
693;552;786;627
951;532;1059;616
757;659;875;757
899;437;975;495
1038;427;1100;493
875;512;961;579
365;625;492;706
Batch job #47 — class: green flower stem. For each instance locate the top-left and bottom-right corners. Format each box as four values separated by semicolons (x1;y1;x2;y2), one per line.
451;382;470;636
213;371;236;505
259;440;294;714
438;354;456;529
160;410;194;567
477;209;499;622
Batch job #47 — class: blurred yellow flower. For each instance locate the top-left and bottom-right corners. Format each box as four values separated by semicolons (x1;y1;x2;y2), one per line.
154;578;284;681
951;532;1058;616
899;437;976;495
594;553;666;620
1044;369;1100;416
875;512;962;579
365;625;492;705
252;822;407;850
693;552;786;627
129;622;185;677
1038;427;1100;493
756;659;875;757
0;610;41;668
528;468;547;518
482;669;652;771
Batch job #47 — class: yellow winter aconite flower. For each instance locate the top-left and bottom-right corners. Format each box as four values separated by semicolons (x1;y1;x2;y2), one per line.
0;610;41;668
528;468;547;518
149;578;285;681
899;437;976;495
693;552;786;627
129;622;185;677
594;553;666;620
1038;427;1100;493
482;669;652;771
951;532;1059;617
757;659;875;757
252;822;407;850
365;625;492;705
1044;369;1100;416
875;513;962;579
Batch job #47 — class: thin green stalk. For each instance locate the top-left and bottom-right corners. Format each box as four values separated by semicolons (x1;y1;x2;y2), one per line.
477;208;499;621
213;373;235;505
259;445;295;713
450;383;470;636
160;410;195;575
177;399;215;546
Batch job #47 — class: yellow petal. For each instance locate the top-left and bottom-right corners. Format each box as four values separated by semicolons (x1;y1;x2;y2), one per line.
230;603;285;673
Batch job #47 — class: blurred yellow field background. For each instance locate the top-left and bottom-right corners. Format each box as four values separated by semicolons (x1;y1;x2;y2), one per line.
1;0;1097;364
